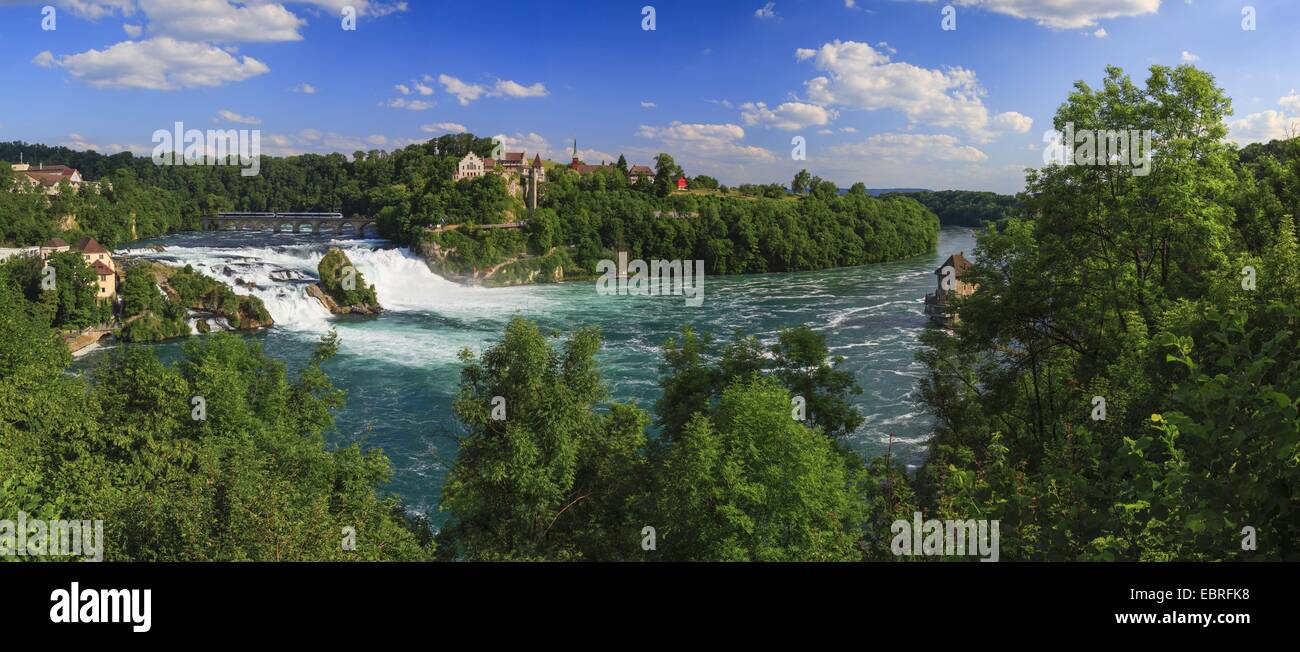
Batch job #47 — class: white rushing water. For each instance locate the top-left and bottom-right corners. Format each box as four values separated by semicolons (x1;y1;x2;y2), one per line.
120;235;553;366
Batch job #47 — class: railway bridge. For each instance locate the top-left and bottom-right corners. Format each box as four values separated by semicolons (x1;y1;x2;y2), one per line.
203;212;376;236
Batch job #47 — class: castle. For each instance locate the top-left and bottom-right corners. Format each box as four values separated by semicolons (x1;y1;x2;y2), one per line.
453;150;545;209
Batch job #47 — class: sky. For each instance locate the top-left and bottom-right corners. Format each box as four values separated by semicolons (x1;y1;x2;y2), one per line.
0;0;1298;194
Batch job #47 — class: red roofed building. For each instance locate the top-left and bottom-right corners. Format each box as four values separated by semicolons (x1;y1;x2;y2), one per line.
628;165;654;184
924;251;976;326
73;236;115;274
11;163;86;195
89;259;117;299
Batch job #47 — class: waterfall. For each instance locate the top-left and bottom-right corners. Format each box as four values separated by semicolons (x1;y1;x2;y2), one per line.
119;234;553;364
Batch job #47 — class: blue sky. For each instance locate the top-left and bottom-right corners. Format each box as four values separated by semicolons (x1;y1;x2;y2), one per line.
1;0;1298;193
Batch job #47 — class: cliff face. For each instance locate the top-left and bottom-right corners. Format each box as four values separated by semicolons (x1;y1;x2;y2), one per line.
310;248;382;314
415;238;571;287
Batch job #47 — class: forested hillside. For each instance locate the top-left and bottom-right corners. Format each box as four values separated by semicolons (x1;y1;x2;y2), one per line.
885;189;1020;227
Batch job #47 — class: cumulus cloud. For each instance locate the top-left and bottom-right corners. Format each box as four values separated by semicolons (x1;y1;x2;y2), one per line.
492;132;551;158
438;74;485;106
137;0;305;43
830;133;989;163
1181;50;1199;62
924;0;1161;30
39;37;269;90
755;2;778;20
493;79;548;99
420;122;468;134
1229;111;1299;145
641;101;657;109
438;74;548;105
992;111;1033;133
262;127;420;156
217;109;261;125
60;131;150;155
384;98;434;111
793;40;1028;142
291;82;316;94
637;121;775;161
1226;91;1300;144
55;0;136;20
740;101;839;131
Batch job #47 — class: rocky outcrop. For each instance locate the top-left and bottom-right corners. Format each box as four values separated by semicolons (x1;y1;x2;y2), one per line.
309;248;382;315
307;283;380;315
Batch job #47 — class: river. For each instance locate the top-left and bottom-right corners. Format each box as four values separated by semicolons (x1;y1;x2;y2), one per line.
76;226;977;520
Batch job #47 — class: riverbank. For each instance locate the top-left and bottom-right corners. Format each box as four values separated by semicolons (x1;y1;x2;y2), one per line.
76;226;975;520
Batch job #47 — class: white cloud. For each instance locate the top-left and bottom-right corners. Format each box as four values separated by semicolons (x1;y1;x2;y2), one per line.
32;51;56;68
413;80;434;96
992;111;1033;133
1279;90;1300;113
1091;28;1108;38
288;0;409;17
438;74;548;105
420;122;468;134
637;121;775;161
927;0;1161;30
137;0;306;43
492;132;551;158
794;40;1027;142
261;127;420;156
291;82;316;94
491;79;548;99
60;132;149;155
40;37;269;90
216;109;261;125
1181;50;1199;62
1228;110;1298;145
394;83;411;95
740;101;839;131
123;23;143;38
438;74;486;106
641;101;657;109
384;98;434;110
755;2;778;20
830;133;989;163
55;0;135;20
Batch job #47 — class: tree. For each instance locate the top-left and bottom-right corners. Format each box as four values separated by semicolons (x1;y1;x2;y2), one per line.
438;317;650;559
653;379;866;561
791;169;812;195
771;326;863;439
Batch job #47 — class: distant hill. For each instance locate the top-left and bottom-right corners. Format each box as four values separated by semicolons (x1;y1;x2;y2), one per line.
866;188;929;196
880;189;1019;227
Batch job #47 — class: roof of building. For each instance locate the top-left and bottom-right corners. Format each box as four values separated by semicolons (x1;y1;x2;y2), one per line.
27;165;77;175
74;237;110;254
629;165;654;175
532;154;543;168
936;251;973;276
90;260;115;276
44;237;69;248
502;152;526;162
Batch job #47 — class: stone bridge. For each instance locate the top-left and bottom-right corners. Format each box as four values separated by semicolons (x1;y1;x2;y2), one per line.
203;212;376;236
